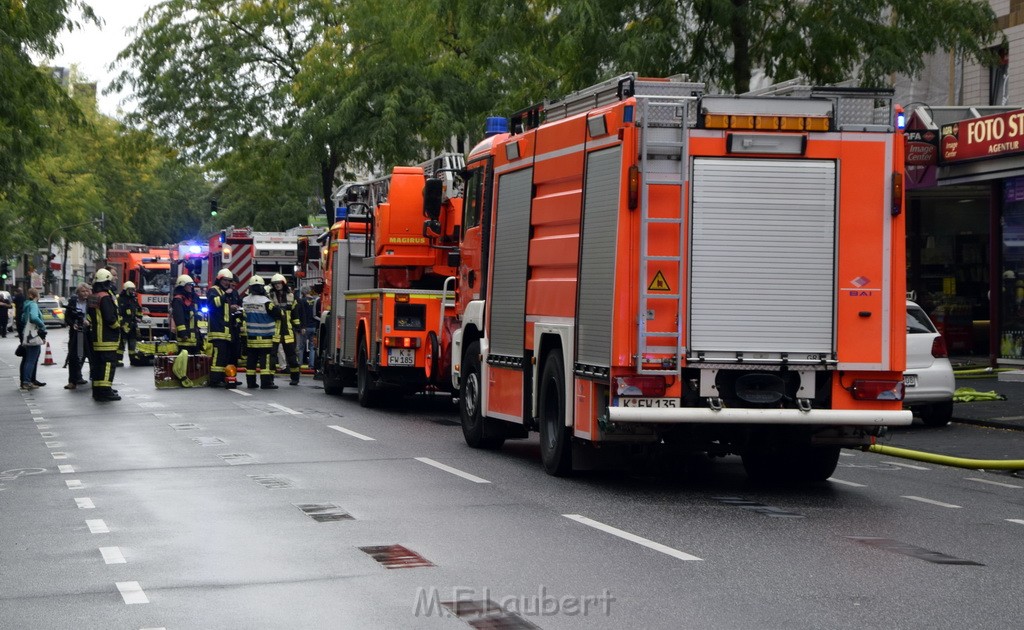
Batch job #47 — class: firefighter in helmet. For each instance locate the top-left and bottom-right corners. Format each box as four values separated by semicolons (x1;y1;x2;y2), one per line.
170;274;202;354
242;276;282;389
207;269;238;387
269;273;301;386
116;280;143;367
88;268;122;402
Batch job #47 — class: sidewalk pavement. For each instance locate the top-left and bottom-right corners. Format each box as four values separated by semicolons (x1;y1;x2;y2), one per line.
951;375;1024;432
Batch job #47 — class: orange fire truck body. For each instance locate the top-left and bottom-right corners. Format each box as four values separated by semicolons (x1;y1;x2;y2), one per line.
452;75;910;477
318;155;464;402
106;244;174;334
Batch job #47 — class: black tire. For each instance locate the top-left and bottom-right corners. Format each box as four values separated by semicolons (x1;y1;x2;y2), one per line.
323;363;344;395
539;349;572;476
356;343;378;408
920;401;953;427
459;341;504;449
425;331;440;384
743;445;840;483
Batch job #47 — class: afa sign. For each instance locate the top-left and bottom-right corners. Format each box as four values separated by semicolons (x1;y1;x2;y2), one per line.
941;109;1024;163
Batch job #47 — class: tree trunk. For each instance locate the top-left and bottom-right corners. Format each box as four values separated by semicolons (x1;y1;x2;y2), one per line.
321;146;340;225
730;0;752;93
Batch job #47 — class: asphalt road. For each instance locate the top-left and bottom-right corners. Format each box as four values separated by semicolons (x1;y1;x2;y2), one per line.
1;328;1023;629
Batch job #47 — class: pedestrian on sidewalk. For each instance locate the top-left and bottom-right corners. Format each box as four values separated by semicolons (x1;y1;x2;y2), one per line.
18;288;47;390
64;283;91;390
0;289;11;337
13;286;25;341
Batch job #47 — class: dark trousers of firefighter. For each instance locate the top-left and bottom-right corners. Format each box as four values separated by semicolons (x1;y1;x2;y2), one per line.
68;330;88;384
117;329;137;365
90;350;117;397
276;341;300;383
246;347;275;387
210;338;233;385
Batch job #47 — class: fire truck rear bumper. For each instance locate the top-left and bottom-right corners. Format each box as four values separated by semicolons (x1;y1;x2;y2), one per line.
607;407;913;426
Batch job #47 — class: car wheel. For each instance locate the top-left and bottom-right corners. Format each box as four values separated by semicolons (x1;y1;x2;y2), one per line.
920;401;953;427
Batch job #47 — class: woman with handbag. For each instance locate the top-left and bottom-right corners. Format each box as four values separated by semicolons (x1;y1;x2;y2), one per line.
19;288;48;390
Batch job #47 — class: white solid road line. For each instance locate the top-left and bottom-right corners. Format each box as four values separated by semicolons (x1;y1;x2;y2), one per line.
86;519;110;534
563;514;703;561
229;389;252;397
966;477;1023;489
65;480;84;490
58;465;75;474
99;547;126;564
415;457;490;484
75;497;95;509
889;461;931;471
901;495;962;509
328;425;376;441
115;581;149;604
829;478;866;487
268;402;302;415
840;452;855;457
1007;519;1024;525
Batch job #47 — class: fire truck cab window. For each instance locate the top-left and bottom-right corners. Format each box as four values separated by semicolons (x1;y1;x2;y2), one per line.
142;268;172;294
463;168;483;230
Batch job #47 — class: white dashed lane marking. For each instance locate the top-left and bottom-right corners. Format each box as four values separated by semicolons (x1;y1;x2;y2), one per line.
86;519;110;534
1007;519;1024;526
44;441;62;448
58;465;75;474
829;478;866;487
116;581;149;604
75;498;95;509
902;495;962;509
65;480;84;490
99;547;126;564
889;461;931;471
268;403;302;415
415;457;490;484
563;514;703;561
51;452;68;460
229;389;252;397
328;425;375;441
966;477;1022;489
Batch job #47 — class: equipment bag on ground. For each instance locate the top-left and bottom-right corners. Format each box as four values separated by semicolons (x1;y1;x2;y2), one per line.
154;352;211;388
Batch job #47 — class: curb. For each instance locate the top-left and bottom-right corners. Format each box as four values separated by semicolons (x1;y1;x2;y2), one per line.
953;416;1024;432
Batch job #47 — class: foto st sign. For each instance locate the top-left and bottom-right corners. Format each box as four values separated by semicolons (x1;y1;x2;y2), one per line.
941;109;1024;163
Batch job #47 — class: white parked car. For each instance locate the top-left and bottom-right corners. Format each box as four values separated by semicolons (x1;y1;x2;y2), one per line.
904;301;956;426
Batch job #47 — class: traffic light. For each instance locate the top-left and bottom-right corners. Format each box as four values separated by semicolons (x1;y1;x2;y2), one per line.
1;260;8;280
211;199;218;217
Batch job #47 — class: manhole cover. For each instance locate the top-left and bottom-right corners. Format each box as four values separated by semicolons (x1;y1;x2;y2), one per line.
249;474;296;489
360;544;433;568
847;537;983;565
440;599;540;629
295;503;352;522
713;496;804;518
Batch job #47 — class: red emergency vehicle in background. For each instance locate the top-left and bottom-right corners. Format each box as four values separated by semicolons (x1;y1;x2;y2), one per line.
448;74;910;480
317;154;464;404
106;243;174;334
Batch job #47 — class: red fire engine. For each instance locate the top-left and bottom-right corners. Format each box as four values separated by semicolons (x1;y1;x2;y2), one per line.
450;75;910;480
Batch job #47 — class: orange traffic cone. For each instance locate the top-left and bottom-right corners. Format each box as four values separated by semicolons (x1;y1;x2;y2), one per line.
43;342;56;366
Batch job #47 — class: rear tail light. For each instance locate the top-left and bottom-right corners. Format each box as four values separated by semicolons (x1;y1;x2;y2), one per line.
615;375;666;397
931;336;949;359
384;336;421;349
851;380;904;401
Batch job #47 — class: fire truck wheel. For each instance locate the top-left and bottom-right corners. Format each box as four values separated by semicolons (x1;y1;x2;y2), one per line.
323;364;344;396
356;344;379;408
539;349;572;476
425;331;439;383
742;445;840;483
460;341;504;450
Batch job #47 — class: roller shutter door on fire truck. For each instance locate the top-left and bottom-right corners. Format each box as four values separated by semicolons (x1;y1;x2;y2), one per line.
690;158;836;357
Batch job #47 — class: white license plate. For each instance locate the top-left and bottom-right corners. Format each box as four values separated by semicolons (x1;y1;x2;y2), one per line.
903;374;918;387
388;348;415;366
615;397;679;408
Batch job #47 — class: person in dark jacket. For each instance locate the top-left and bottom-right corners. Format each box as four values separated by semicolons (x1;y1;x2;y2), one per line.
87;269;121;401
243;276;282;389
269;273;301;385
64;283;91;389
13;286;25;341
0;290;11;337
116;280;143;367
207;269;238;387
170;274;202;354
296;286;319;368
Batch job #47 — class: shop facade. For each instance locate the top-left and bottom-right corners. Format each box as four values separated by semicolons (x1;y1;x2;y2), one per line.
907;105;1024;365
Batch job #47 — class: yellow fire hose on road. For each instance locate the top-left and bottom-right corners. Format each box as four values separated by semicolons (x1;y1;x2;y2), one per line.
868;444;1024;471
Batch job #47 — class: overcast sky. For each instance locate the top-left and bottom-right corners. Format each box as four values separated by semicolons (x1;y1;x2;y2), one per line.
47;0;158;117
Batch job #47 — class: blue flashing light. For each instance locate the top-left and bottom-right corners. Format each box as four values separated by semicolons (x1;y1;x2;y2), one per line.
896;112;906;130
201;306;209;314
484;116;509;137
337;205;348;219
189;245;202;254
624;105;634;123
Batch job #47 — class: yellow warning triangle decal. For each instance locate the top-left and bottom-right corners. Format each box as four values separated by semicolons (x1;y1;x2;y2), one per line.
648;271;671;291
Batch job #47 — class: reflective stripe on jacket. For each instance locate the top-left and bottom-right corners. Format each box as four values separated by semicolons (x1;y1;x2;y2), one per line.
243;294;279;349
207;285;232;340
88;291;121;351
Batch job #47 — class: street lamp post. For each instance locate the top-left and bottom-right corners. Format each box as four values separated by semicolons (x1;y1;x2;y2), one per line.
45;216;103;295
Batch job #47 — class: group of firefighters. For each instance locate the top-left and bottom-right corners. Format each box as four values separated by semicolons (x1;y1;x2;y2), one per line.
72;268;315;401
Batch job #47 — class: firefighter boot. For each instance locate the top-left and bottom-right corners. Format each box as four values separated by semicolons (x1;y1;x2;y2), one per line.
290;373;300;386
208;373;224;388
261;375;279;390
247;376;259;389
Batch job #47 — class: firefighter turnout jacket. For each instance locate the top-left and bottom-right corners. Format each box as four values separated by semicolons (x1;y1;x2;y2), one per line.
207;284;233;341
169;287;201;347
271;290;300;344
243;293;280;349
88;290;121;351
117;291;143;334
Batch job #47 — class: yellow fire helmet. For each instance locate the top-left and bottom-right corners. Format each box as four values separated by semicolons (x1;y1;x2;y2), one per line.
122;281;136;290
94;269;113;283
175;274;195;287
249;275;266;287
271;273;286;284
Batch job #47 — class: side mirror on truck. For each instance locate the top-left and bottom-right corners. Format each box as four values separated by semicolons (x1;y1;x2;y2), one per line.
423;178;443;221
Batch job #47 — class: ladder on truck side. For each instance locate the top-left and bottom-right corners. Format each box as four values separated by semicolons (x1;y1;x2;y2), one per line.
543;74;700;375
